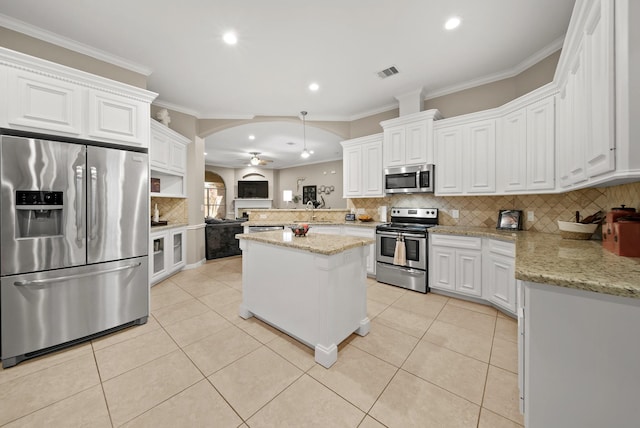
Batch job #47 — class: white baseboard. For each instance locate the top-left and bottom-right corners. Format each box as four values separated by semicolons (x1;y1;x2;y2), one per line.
185;258;206;270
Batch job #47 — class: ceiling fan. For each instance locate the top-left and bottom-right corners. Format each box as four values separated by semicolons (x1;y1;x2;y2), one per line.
248;152;273;166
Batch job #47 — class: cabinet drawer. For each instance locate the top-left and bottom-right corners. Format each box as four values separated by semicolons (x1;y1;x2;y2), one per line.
486;239;515;257
430;234;482;250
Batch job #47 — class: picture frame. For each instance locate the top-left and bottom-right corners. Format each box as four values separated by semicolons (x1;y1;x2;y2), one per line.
151;178;161;193
497;209;523;230
302;185;317;205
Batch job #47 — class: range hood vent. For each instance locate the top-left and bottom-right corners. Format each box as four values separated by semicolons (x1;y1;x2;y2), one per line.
395;88;425;116
377;66;399;79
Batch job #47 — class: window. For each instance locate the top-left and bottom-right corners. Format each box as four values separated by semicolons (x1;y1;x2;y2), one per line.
204;183;226;219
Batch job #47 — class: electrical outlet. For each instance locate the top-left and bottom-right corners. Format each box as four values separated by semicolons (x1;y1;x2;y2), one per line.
528;211;535;221
451;209;459;219
260;214;267;219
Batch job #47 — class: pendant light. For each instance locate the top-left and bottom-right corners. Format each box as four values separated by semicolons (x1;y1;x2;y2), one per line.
300;111;310;159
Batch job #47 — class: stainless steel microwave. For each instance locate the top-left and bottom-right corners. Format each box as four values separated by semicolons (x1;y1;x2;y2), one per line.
384;164;434;194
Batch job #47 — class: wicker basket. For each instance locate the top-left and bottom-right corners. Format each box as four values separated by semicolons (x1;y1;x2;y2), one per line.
557;221;597;240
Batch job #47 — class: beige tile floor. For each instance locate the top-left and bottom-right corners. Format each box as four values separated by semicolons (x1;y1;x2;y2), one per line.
0;256;523;427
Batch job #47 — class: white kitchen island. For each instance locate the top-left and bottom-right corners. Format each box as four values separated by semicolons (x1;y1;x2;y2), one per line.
236;230;373;368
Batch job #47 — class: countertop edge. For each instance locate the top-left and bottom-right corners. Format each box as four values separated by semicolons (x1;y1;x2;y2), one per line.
242;220;381;228
236;231;375;256
429;226;640;300
150;223;188;233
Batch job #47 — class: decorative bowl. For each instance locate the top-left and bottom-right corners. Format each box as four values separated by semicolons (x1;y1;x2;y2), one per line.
290;224;310;237
358;215;373;222
557;221;598;240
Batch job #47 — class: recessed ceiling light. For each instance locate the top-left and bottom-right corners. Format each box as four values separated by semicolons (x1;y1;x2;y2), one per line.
309;82;319;92
248;134;255;140
204;152;208;155
444;16;461;30
223;31;238;45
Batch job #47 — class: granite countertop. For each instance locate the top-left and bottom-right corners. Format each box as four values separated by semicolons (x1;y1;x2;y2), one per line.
243;220;381;229
236;230;375;256
430;226;640;299
150;222;188;232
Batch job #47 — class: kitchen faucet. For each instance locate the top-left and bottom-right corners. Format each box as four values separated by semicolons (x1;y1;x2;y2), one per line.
306;200;316;221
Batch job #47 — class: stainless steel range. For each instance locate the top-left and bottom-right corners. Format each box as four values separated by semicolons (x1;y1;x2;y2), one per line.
375;207;438;293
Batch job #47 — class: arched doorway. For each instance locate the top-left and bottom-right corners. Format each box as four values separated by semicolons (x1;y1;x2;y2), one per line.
204;171;226;219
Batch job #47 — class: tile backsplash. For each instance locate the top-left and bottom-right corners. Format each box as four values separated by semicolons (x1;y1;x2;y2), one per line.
150;197;188;224
348;181;640;236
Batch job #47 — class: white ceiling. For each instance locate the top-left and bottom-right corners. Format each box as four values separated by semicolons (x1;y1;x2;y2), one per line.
0;0;575;169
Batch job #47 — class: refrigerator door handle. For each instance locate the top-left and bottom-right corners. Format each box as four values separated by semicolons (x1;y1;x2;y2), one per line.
75;165;83;242
89;166;98;240
13;262;142;286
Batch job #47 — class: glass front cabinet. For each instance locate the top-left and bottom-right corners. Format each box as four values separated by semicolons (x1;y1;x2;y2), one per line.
150;226;186;285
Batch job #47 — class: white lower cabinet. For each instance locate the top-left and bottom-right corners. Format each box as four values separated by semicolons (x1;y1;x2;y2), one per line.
483;239;516;313
520;281;640;427
343;226;376;276
430;233;517;315
312;225;376;276
150;227;186;285
430;234;482;297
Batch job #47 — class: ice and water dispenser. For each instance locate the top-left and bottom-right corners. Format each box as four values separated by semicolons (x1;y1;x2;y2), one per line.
15;191;64;238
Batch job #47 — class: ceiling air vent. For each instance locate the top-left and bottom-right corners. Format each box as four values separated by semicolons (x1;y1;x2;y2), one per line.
377;65;399;79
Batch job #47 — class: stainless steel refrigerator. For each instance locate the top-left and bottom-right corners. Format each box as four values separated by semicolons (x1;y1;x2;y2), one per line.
0;132;149;368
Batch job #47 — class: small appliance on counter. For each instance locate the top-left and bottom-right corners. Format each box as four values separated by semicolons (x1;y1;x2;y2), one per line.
603;205;640;257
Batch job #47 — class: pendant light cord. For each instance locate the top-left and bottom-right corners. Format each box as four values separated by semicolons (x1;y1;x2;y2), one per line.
302;111;307;151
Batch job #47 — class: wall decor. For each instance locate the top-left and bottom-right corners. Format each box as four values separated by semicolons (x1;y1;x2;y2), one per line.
303;185;317;204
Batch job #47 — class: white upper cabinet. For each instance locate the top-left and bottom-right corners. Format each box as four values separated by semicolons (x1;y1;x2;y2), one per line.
466;119;496;193
341;134;383;198
150;120;189;176
499;109;527;192
382;126;405;167
583;0;615;178
150;128;170;170
435;118;495;195
525;97;555;190
169;141;186;174
0;47;157;148
555;0;639;189
6;68;83;136
434;126;464;194
150;120;191;197
498;95;556;193
381;110;441;168
87;89;149;148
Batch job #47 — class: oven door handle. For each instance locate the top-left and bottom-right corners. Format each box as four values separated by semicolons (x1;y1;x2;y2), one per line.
377;231;425;239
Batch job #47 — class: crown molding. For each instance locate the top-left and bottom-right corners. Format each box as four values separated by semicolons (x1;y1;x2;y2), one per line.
425;35;565;100
0;13;152;76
